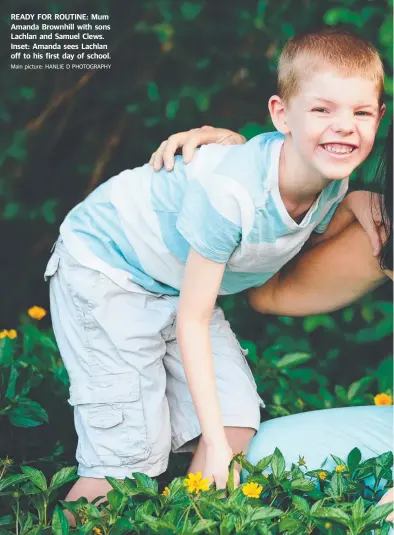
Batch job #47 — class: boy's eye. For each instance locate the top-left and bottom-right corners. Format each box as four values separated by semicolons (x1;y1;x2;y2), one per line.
312;108;329;113
355;111;372;116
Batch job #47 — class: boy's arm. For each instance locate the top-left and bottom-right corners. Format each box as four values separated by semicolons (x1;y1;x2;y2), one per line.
177;248;233;488
248;222;388;316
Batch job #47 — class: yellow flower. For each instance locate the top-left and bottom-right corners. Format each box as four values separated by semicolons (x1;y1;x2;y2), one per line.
92;528;102;535
298;456;307;466
335;465;346;473
184;472;210;494
325;522;332;529
318;471;327;480
162;486;169;496
0;330;17;339
374;393;393;406
27;306;47;320
242;481;263;498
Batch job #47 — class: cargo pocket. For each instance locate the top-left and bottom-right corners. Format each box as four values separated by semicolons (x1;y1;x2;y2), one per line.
44;253;60;282
68;371;151;467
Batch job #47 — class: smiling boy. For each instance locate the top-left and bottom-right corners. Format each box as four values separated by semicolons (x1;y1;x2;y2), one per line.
44;28;385;508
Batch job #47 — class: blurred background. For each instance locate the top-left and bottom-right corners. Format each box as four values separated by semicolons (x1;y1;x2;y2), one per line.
0;0;392;481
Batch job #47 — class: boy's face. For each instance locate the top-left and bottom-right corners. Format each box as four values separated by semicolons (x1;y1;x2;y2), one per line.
284;70;385;181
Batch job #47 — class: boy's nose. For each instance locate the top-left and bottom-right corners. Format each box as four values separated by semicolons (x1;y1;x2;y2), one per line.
330;113;355;135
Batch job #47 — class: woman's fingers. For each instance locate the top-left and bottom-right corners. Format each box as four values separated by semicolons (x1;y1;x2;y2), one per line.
150;126;246;172
152;133;188;171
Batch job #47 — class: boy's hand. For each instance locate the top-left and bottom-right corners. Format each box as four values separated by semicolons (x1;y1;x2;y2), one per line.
149;125;246;172
204;440;237;490
343;191;384;256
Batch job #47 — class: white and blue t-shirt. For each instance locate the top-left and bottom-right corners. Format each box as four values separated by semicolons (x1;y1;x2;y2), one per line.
59;132;348;295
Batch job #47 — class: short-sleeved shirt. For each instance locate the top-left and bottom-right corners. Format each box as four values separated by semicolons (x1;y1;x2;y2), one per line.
59;132;348;295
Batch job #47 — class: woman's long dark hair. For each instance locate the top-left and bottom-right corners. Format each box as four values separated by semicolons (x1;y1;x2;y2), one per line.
377;122;393;271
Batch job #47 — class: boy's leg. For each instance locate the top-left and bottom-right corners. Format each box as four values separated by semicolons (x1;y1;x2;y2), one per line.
45;241;175;512
164;302;264;480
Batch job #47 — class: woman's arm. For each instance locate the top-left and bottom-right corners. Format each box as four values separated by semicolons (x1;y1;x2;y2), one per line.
177;248;233;488
248;222;390;317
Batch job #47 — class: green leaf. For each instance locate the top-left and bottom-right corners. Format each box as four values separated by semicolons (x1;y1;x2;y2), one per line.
313;507;351;526
276;352;312;369
271;448;286;480
107;489;125;511
290;478;315;492
292;495;310;515
366;502;394;526
192;519;217;534
133;472;158;494
376;358;394;392
5;366;19;400
147;81;160;102
105;476;128;495
251;507;283;521
219;514;236;535
0;516;13;527
255;454;273;472
165;100;179;120
180;2;203;21
227;458;236;494
352;497;365;521
21;466;47;491
380;17;393;47
8;401;48;427
20;512;33;535
347;448;362;473
52;505;69;535
327;473;345;497
3;203;20;220
279;517;303;532
109;518;133;535
0;474;28;492
303;315;336;332
49;467;78;491
347;377;374;401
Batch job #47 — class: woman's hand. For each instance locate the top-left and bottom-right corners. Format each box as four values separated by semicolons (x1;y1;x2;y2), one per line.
149;125;246;171
204;439;238;490
342;191;385;256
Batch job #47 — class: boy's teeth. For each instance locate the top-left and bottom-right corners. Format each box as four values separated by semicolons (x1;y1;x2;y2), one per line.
323;144;353;154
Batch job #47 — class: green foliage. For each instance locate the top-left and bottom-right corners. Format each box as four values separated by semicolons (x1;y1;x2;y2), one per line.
0;2;392;531
0;450;392;534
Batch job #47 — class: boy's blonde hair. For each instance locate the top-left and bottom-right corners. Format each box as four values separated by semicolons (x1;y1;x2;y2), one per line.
278;27;385;105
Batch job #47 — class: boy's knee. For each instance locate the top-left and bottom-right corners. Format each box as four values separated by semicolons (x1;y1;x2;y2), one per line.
224;426;256;453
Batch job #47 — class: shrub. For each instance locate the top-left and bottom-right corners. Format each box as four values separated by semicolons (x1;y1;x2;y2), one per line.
0;448;393;535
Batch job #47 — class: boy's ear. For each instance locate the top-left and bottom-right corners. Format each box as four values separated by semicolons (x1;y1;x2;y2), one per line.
378;103;386;123
268;95;290;134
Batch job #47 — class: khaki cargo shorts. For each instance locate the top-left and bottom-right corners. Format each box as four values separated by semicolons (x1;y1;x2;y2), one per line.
44;239;264;479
